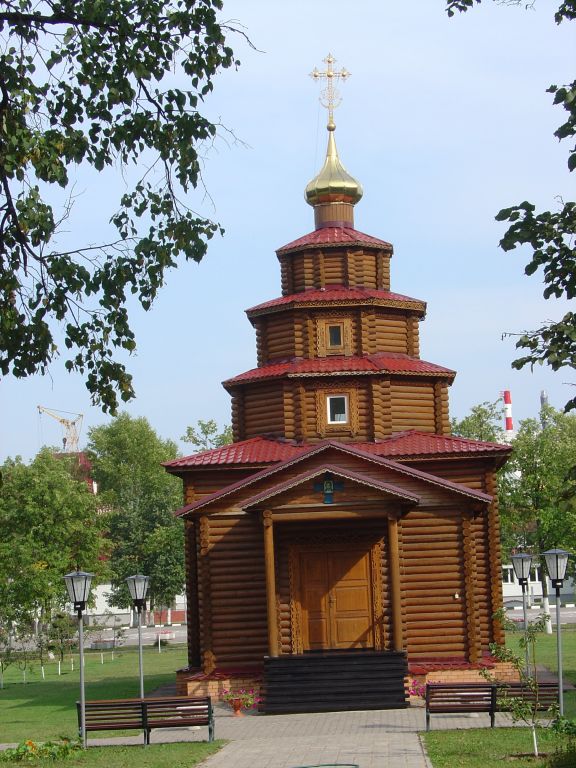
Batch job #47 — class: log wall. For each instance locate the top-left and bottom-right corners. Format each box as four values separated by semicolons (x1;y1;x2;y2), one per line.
278;247;392;294
183;468;263;505
390;381;437;433
372;314;408;354
256;307;422;362
399;508;467;658
200;514;268;668
188;499;495;668
242;384;285;439
235;376;453;443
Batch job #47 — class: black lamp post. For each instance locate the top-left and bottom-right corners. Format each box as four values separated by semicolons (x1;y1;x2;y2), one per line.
542;549;570;716
125;575;149;699
511;552;533;672
63;570;93;748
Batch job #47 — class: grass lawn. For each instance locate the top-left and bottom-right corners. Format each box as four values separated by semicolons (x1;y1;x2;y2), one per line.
423;628;576;767
0;645;188;744
507;626;576;718
0;743;223;768
423;727;572;768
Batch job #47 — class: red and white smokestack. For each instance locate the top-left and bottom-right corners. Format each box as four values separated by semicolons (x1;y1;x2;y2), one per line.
501;390;514;441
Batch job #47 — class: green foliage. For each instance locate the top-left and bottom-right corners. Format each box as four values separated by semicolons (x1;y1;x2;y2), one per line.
0;449;106;625
484;610;555;757
181;418;233;450
0;740;81;763
87;413;184;609
47;613;77;663
451;399;505;442
446;0;576;411
0;1;241;413
0;744;223;768
423;727;570;768
499;406;576;559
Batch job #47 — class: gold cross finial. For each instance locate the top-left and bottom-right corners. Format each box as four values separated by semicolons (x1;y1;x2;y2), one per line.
309;53;350;130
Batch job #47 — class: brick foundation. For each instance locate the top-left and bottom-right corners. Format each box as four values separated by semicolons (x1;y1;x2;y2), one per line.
407;661;520;703
177;660;519;707
176;667;262;702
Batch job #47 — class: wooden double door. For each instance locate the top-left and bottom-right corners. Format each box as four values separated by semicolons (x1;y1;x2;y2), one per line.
297;546;377;651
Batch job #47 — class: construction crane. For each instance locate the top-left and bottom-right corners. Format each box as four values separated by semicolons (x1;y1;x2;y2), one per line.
37;406;83;453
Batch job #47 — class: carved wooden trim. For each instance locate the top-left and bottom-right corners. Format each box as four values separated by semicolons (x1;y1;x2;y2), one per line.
387;515;404;651
315;386;359;437
262;510;279;656
370;541;385;650
288;545;303;654
288;535;384;653
317;317;352;357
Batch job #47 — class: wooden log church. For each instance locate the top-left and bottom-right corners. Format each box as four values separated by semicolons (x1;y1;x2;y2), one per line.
165;56;511;712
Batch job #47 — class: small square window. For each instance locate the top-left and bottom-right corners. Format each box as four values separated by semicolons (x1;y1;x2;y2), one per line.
328;324;343;348
327;395;348;424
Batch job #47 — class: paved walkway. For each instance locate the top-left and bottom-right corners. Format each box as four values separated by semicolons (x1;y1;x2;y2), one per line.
4;673;566;768
56;704;523;768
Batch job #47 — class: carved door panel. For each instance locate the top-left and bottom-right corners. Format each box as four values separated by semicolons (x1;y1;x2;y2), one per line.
299;547;374;651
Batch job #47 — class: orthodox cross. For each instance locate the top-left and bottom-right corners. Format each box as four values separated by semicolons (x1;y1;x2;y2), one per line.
313;473;344;504
309;53;350;127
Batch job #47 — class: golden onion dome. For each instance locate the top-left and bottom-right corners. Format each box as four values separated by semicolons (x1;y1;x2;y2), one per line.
305;121;363;207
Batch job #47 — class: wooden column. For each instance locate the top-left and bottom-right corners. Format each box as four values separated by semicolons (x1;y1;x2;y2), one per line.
262;510;279;657
387;515;404;651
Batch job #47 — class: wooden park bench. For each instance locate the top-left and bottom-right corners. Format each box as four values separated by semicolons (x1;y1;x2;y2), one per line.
78;695;214;745
498;682;559;713
425;682;558;731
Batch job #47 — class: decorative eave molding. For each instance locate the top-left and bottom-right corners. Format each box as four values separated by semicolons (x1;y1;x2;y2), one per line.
246;295;426;320
223;368;456;391
276;241;393;257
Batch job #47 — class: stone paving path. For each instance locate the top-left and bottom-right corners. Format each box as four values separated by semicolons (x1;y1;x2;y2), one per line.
55;704;521;768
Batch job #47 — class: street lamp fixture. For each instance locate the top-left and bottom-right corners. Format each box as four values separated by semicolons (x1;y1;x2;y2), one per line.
63;570;94;748
126;574;150;611
63;570;94;615
511;553;533;672
543;549;569;589
125;574;149;699
542;548;570;716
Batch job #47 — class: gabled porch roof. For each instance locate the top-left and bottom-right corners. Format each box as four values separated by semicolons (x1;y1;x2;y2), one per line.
174;439;492;518
240;463;421;512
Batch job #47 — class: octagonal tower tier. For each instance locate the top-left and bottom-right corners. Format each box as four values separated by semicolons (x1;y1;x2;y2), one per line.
224;122;454;443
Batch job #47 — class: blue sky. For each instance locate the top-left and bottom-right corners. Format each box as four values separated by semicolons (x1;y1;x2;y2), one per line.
1;0;574;461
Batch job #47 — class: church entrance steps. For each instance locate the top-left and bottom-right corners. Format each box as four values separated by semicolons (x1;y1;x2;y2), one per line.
260;649;408;714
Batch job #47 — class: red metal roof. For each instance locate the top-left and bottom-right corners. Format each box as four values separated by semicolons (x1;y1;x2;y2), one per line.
163;437;304;468
223;353;455;387
246;287;426;316
164;431;510;471
277;227;393;255
355;431;511;459
174;440;492;516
